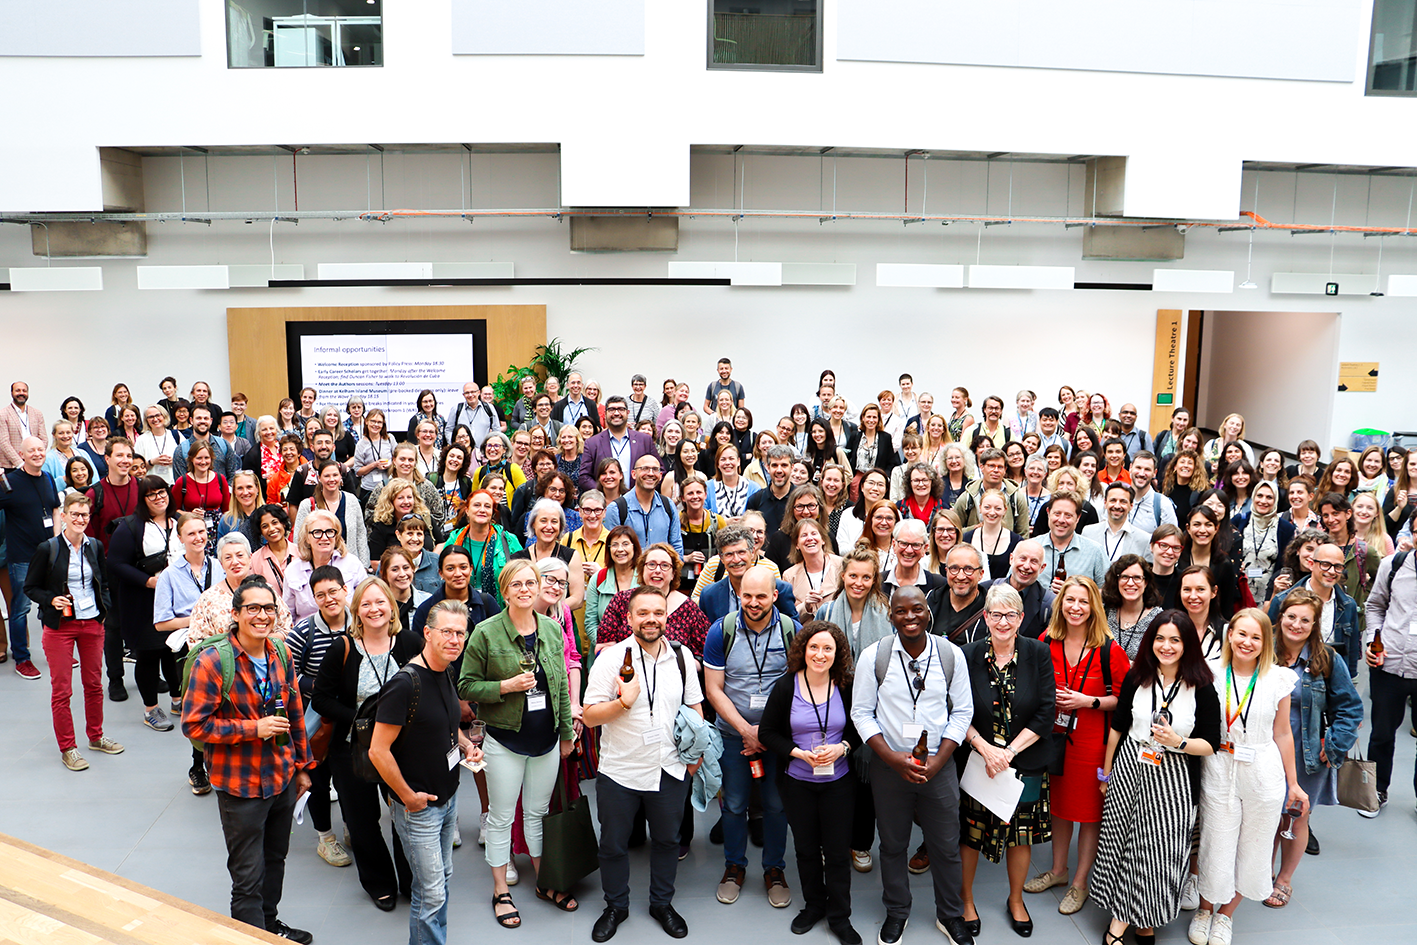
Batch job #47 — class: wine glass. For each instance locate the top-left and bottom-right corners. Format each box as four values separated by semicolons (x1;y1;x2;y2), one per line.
468;720;486;750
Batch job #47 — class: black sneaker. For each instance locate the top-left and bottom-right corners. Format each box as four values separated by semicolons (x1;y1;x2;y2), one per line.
189;765;212;796
1358;790;1389;819
268;920;313;944
108;681;129;702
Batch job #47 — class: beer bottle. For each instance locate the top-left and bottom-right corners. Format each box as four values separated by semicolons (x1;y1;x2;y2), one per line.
748;753;765;779
912;730;930;766
1054;552;1068;584
619;650;635;683
1370;627;1385;659
273;699;290;748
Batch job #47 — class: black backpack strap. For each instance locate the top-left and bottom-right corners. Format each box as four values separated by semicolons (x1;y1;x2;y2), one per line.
1385;550;1412;598
670;641;688;703
1100;638;1114;696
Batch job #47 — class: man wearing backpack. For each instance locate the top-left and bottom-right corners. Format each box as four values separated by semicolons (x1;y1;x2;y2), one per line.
704;566;800;911
603;455;683;555
0;435;62;680
181;574;314;944
23;492;123;771
369;599;480;945
851;586;975;945
1362;548;1417;819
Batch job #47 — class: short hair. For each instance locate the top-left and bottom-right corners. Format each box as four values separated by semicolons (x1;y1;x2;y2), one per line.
1133;450;1157;467
1151;522;1183;544
945;542;985;569
438;543;475;569
524;497;568;542
631;373;647;385
765;444;796;463
716;524;754;553
1106;480;1134;498
216;532;252;557
1038;407;1059;420
1103;437;1127;454
627;584;668;610
427;598;469;630
63;491;91;513
977;448;1006;467
309;564;345;591
984;582;1024;614
892;518;927;542
605;394;628;409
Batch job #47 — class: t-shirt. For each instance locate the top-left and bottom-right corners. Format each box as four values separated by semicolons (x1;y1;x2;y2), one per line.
376;661;462;805
745;485;791;536
787;685;849;782
0;468;61;560
86;477;140;551
704;610;795;735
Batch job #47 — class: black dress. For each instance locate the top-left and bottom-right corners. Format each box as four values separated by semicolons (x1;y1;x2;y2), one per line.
107;516;172;651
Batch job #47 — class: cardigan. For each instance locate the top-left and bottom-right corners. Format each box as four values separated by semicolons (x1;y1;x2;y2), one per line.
758;671;862;780
958;635;1057;775
310;630;426;749
1109;675;1222;797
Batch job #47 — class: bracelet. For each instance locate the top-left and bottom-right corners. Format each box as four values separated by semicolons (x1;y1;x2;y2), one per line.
618;695;632;711
1096;767;1110;783
1005;746;1017;759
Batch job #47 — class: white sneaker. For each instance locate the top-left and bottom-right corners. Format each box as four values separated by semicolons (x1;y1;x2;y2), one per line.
1180;872;1200;911
1358;791;1388;819
479;812;488;846
505;859;519;886
1187;910;1213;945
453;823;462;849
1207;914;1233;945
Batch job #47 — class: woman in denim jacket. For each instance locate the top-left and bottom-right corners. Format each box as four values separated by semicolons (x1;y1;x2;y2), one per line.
1263;588;1363;908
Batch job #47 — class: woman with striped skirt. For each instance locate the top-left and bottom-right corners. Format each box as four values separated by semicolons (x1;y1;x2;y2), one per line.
1091;610;1221;945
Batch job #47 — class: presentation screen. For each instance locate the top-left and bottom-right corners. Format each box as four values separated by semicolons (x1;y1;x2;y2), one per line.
285;320;488;437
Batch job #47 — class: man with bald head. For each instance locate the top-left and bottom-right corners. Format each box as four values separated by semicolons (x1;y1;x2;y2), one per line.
0;435;62;679
851;586;975;945
979;538;1054;639
704;565;801;909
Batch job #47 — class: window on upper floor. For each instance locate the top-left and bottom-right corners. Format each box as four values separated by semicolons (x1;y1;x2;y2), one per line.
709;0;822;72
1368;0;1417;93
227;0;382;68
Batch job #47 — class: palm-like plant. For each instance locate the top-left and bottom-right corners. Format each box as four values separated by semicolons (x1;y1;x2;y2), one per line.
490;337;598;416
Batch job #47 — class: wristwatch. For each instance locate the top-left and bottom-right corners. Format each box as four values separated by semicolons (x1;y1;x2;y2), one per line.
1178;739;1188;752
1091;697;1101;710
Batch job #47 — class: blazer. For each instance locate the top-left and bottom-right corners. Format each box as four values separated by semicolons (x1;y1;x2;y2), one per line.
698;575;800;625
958;635;1057;775
552;397;602;434
311;630;426;749
24;535;111;629
844;428;898;477
0;403;46;467
758;671;862;779
577;428;658;494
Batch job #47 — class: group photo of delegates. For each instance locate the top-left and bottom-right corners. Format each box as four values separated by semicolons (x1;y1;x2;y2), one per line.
0;366;1413;945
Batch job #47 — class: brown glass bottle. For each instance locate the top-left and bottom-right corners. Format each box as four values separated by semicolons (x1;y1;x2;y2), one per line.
1054;553;1068;584
912;731;929;766
619;650;635;683
1371;627;1385;659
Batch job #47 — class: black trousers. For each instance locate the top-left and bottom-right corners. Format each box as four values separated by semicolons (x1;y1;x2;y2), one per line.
104;612;125;683
134;648;178;707
597;771;689;910
329;748;412;900
215;781;297;932
1368;666;1417;795
307;760;333;834
852;776;876;851
782;773;855;921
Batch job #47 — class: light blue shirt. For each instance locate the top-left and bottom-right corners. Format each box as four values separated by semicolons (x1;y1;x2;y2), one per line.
65;536;100;619
154;557;226;623
1038;532;1108;587
850;634;973;753
604;489;683;555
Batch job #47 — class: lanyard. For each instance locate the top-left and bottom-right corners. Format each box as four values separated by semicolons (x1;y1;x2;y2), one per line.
897;644;933;715
1224;665;1259;733
804;674;832;737
186;558;208;595
743;624;775;692
1102;527;1126;561
1057;640;1098;695
638;641;662;720
1151;675;1184;722
107;479;132;518
1247;521;1276;562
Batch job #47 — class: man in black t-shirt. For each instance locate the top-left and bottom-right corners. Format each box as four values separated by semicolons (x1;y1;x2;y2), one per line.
744;445;795;535
370;599;480;945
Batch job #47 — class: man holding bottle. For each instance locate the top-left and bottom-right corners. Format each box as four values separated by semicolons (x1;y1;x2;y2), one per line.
851;586;975;945
704;566;801;910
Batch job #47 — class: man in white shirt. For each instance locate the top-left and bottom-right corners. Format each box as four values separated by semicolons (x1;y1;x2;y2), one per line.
584;586;704;942
850;586;975;945
1083;482;1154;565
1126;453;1177;534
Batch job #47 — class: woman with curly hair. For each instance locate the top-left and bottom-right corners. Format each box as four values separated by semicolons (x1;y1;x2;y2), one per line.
368;478;437;561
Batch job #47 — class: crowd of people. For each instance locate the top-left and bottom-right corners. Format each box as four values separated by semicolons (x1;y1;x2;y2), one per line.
1;366;1414;945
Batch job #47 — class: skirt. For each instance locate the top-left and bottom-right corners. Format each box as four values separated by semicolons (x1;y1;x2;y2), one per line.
960;774;1050;863
1089;738;1196;929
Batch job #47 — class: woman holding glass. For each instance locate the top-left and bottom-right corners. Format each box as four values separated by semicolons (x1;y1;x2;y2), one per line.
958;583;1057;938
460;559;578;926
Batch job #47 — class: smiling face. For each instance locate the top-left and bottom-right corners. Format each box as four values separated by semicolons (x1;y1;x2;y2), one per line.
1060;584;1091;626
1117;562;1146;602
1227;614;1264;666
1179;571;1216;619
861;471;888;503
980;492;1006;526
803;629;836;675
1152;621;1184;669
466;492;495;527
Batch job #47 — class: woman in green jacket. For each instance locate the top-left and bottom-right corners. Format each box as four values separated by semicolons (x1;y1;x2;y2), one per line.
458;558;577;926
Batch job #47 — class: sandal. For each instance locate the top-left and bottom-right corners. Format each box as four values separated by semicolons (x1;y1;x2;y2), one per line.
1104;931;1126;945
493;892;521;928
536;887;579;912
1262;882;1291;909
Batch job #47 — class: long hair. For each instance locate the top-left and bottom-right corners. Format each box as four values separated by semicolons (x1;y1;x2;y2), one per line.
1184;501;1232;556
1045;576;1110;650
838;545;889;609
785;620;855;687
1101;554;1158;609
373;478;433;528
350;576;402;639
1125;608;1213;690
1274;587;1332;679
1163;448;1204;493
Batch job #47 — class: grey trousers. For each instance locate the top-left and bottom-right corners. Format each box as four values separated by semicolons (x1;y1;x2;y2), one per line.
869;754;964;923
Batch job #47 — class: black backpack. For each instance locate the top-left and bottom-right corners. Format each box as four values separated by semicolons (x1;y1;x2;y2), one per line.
351;654;421;784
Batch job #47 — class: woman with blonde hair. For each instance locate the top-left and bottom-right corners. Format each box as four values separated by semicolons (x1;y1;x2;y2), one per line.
925;507;966;575
744;430;778;488
368;478;436;561
365;442;446;527
1026;576;1131;915
1203;414;1254;467
1350;491;1395;556
1190;609;1306;945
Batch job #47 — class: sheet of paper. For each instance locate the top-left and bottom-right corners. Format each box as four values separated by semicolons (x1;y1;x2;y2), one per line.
960;751;1026;824
293;790;312;826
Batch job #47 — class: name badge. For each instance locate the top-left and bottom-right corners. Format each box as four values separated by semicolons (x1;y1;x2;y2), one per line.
1233;745;1257;764
642;728;663;745
813;761;836;777
446;746;461;771
1137;746;1163;767
901;722;924;742
526;693;548;712
749;694;767;711
1246;567;1264;580
42;514;54;530
1055;712;1072;730
1409;617;1417;636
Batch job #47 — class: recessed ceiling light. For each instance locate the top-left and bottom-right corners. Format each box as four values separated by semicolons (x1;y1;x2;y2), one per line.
352;46;360;50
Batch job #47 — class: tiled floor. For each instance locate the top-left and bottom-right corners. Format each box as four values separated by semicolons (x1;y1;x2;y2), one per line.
1;648;1412;945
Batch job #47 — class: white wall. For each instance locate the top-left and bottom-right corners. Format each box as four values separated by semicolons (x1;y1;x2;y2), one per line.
2;155;1416;454
0;1;1411;217
1197;310;1341;451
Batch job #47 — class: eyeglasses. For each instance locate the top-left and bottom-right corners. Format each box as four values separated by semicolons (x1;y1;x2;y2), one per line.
1153;542;1184;554
1118;574;1146;585
308;528;338;540
794;503;819;513
643;561;674;571
986;611;1022;622
508;579;540;591
634;466;661;474
431;626;468;641
895;541;925;552
67;511;91;520
1314;560;1345;573
240;604;279;616
580;506;605;515
541;577;569;588
945;564;982;575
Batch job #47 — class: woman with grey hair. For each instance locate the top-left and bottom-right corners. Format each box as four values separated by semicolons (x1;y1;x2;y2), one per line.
509;497;586;612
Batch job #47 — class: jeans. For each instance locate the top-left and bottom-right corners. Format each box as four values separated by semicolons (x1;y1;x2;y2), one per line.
782;773;855;921
483;734;560;867
42;618;105;751
329;748;411;900
870;754;964;923
719;731;787;870
6;560;32;663
1368;666;1417;795
391;795;457;945
215;782;298;932
597;771;689;910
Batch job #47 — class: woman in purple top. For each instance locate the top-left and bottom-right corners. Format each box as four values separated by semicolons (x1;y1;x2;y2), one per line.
760;620;863;945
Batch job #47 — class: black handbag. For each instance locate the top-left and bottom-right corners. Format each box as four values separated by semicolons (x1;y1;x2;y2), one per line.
536;767;600;891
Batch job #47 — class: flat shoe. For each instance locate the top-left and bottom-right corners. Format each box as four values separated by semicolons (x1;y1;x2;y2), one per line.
1058;885;1088;915
1262;882;1291;908
1023;870;1067;894
374;895;396;912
